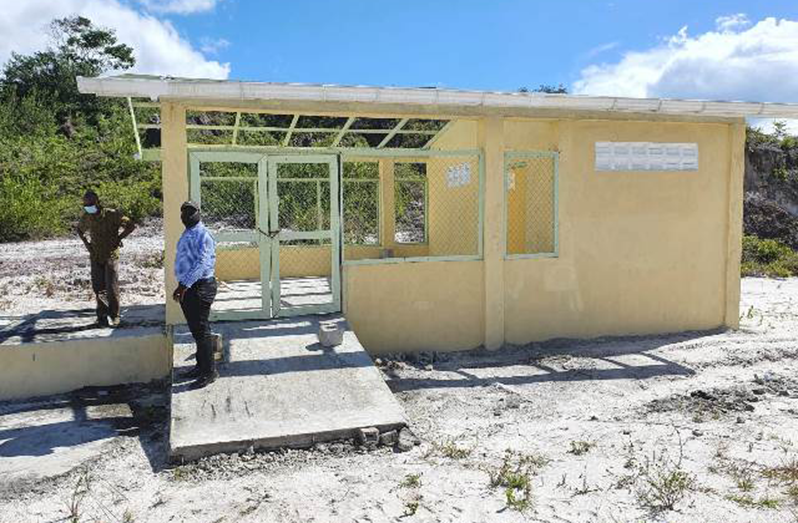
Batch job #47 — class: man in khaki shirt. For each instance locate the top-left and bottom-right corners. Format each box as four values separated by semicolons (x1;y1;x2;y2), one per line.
77;191;136;327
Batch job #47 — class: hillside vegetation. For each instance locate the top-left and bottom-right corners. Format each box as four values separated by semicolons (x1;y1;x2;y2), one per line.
0;16;159;242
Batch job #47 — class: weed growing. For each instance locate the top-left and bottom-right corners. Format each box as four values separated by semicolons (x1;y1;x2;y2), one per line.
486;450;549;512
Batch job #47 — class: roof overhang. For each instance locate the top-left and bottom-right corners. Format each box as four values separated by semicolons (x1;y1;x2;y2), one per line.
77;75;798;120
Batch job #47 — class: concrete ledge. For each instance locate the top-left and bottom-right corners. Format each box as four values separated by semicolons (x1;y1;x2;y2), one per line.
0;332;171;401
0;305;170;401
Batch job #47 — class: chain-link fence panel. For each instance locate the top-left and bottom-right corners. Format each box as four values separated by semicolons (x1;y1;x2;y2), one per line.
425;155;481;257
198;161;263;315
342;161;380;246
394;162;427;244
340;153;482;262
505;153;558;256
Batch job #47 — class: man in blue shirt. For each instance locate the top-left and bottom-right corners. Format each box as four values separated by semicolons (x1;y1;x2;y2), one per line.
172;201;218;388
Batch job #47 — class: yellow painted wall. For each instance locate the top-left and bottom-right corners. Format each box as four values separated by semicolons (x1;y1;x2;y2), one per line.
0;333;171;400
343;261;485;354
503;118;737;344
159;103;743;352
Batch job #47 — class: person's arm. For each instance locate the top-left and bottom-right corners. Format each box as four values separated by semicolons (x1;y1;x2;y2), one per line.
118;215;135;241
76;216;92;253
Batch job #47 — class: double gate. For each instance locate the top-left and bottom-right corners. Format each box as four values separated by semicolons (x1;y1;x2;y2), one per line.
189;152;341;321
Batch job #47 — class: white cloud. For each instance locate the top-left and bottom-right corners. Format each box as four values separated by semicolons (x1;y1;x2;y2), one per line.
200;37;230;55
716;13;751;33
584;41;619;60
0;0;230;79
138;0;218;15
573;16;798;104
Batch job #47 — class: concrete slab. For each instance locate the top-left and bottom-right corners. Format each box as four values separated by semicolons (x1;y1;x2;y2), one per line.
0;304;164;345
169;315;406;461
214;277;333;313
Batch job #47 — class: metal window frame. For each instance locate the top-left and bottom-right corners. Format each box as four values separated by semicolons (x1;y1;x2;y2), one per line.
503;150;560;260
342;149;484;266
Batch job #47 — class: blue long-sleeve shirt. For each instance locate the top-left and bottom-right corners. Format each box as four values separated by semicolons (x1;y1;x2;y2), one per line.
175;222;216;288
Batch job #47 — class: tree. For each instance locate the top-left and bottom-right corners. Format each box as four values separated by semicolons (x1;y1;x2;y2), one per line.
518;84;569;94
0;16;135;130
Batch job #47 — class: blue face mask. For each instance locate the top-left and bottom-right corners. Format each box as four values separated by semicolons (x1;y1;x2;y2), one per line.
84;205;98;214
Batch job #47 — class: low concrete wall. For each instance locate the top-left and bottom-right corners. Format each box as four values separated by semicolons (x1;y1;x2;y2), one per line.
0;328;171;401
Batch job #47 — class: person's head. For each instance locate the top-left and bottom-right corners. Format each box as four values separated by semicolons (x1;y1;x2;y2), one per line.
180;201;201;229
83;190;99;214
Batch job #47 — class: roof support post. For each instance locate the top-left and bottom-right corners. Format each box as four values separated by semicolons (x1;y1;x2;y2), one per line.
127;97;143;158
724;121;746;328
479;117;505;350
161;102;188;325
379;159;396;250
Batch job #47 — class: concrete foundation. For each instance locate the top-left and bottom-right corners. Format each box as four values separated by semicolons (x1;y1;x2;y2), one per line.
169;314;406;462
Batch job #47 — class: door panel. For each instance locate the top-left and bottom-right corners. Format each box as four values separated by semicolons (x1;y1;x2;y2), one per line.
189;152;342;321
268;155;341;317
190;154;271;321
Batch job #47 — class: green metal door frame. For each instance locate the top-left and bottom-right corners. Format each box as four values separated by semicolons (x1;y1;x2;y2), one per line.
190;151;273;322
267;154;341;318
189;151;343;321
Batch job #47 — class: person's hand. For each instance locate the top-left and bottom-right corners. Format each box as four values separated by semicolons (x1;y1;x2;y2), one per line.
172;284;187;303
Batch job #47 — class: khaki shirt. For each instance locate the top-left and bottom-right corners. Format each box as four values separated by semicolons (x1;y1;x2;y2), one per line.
77;208;130;262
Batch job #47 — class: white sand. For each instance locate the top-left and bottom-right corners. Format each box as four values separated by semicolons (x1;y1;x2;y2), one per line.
2;257;798;521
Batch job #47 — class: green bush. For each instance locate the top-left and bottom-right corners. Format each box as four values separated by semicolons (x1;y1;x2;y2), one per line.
741;235;798;277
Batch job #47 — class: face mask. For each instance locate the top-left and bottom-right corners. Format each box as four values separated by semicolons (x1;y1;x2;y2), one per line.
84;205;98;214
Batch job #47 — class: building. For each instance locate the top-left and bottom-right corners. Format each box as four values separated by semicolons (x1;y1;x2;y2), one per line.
76;75;798;354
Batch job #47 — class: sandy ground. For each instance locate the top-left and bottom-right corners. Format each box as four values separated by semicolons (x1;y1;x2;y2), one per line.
0;220;164;317
2;240;798;521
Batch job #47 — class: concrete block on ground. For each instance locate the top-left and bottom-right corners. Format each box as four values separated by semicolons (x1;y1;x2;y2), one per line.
379;429;399;447
397;427;420;452
356;427;380;447
318;322;343;347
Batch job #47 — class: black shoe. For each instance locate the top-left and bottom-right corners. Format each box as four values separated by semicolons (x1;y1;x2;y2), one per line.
180;366;202;379
96;318;110;328
189;370;219;390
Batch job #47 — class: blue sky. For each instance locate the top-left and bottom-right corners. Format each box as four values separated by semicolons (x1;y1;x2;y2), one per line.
164;0;798;92
2;0;798;112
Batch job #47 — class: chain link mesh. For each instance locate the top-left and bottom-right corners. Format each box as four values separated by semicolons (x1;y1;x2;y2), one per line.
506;154;557;256
341;154;481;261
199;162;262;313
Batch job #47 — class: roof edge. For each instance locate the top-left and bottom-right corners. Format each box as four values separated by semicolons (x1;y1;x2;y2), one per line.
76;76;798;119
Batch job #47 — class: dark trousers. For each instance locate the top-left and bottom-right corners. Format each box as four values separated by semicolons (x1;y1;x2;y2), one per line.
180;278;218;375
90;259;120;321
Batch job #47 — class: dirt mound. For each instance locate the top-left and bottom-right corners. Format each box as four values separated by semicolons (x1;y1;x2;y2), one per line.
646;374;798;418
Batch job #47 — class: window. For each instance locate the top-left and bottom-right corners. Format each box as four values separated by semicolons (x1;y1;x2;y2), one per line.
394;162;427;244
505;152;558;257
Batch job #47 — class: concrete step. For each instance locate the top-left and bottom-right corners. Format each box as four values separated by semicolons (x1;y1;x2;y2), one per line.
168;314;406;462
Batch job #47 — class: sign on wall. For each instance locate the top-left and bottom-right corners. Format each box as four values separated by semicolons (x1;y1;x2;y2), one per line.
446;162;471;187
595;142;699;172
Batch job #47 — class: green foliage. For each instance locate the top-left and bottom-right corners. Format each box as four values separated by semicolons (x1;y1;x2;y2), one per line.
0;16;158;242
1;16;134;127
741;235;798;278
